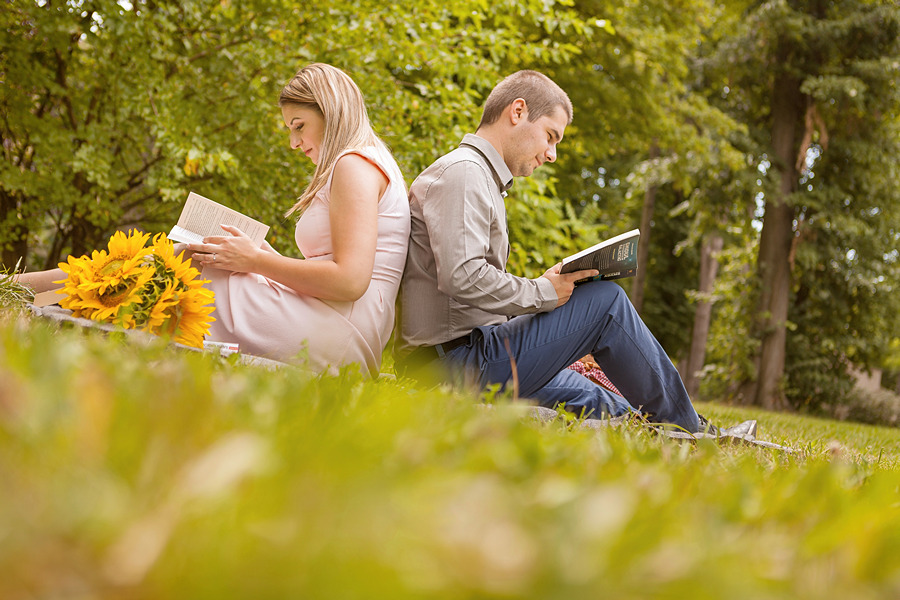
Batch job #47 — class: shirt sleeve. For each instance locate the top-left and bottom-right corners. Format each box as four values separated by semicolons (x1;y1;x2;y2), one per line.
420;160;558;316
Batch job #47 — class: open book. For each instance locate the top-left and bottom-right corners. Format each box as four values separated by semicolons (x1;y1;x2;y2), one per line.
168;192;269;247
560;228;640;284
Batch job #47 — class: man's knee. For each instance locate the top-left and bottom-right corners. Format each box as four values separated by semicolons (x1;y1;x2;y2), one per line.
569;280;633;321
587;279;629;303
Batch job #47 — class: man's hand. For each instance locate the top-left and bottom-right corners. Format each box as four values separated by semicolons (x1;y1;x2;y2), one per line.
541;263;599;307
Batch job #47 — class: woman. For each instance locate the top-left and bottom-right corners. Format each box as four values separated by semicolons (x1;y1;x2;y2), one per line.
19;63;411;374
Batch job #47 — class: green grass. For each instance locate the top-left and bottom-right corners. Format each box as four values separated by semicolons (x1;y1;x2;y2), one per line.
2;313;900;599
699;402;900;468
0;262;33;309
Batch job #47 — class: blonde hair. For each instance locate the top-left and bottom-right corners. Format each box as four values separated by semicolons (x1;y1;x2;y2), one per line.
279;63;388;217
478;70;573;129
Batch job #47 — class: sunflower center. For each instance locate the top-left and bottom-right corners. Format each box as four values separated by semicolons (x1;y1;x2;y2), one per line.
99;281;138;307
98;256;128;277
161;303;184;336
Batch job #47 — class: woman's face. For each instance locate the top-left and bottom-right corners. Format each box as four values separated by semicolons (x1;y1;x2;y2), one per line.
282;104;325;165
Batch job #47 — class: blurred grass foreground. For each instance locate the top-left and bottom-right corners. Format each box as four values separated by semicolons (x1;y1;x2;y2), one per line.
2;311;900;599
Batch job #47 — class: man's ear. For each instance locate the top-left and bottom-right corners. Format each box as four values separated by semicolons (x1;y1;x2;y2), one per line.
508;98;528;125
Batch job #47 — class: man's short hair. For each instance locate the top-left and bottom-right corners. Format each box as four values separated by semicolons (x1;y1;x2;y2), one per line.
478;70;573;128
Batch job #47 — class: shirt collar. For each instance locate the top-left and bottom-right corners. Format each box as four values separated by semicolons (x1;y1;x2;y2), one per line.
459;133;514;194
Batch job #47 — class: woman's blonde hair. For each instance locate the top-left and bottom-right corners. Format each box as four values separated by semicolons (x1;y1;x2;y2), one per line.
279;63;388;217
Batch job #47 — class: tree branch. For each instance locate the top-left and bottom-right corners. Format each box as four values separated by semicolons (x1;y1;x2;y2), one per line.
186;36;258;64
53;49;79;131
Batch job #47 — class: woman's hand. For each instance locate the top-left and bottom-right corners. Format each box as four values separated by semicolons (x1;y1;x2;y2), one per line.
190;224;262;273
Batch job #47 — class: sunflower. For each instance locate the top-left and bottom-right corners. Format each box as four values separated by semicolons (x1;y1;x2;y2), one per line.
153;283;216;348
58;253;153;324
177;286;217;348
145;280;181;331
58;230;154;324
150;232;204;289
141;233;217;348
57;254;97;318
87;229;151;295
56;230;216;347
77;267;155;325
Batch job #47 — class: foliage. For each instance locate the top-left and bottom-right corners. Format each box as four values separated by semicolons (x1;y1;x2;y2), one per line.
1;0;288;266
3;315;900;598
782;3;900;409
505;173;604;278
626;188;699;359
820;387;900;429
548;0;749;227
700;238;762;402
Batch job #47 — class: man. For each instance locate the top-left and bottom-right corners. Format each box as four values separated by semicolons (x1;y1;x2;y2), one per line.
397;70;710;433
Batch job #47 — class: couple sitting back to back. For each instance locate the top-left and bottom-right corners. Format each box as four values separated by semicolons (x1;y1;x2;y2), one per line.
18;63;707;433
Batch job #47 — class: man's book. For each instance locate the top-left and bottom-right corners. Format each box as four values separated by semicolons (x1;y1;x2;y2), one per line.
560;228;640;283
168;192;269;247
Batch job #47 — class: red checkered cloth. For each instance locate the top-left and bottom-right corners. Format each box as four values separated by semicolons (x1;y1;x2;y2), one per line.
567;360;623;396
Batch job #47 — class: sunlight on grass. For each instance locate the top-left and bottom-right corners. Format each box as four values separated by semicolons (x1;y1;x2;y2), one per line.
699;402;900;468
2;314;900;599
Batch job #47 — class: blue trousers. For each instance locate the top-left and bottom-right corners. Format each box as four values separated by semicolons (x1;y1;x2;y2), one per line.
442;280;700;431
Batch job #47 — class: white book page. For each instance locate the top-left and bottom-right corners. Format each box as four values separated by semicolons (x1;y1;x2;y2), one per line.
167;225;204;245
168;192;269;246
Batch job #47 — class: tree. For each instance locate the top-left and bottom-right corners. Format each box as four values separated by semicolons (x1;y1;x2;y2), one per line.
683;232;722;398
703;0;900;409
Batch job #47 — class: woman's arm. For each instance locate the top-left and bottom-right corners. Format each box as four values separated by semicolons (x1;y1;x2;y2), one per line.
13;268;65;293
260;241;281;255
191;153;388;302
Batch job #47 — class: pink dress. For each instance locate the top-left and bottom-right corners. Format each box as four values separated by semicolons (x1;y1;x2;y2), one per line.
202;146;410;374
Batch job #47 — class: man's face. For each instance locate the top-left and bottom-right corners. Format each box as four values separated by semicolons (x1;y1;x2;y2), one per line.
505;105;568;177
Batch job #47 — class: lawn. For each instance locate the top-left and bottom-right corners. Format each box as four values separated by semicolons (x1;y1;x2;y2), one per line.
2;312;900;599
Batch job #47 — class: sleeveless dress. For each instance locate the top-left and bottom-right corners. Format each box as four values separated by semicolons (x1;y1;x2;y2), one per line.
202;145;410;374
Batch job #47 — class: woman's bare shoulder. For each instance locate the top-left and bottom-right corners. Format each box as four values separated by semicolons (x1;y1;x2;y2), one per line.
332;151;390;191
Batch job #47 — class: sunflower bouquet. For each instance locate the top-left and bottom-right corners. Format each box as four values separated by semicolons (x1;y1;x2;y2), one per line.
56;230;216;348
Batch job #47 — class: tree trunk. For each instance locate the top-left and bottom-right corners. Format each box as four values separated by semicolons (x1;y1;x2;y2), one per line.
0;190;29;271
631;144;659;314
751;62;803;410
684;233;723;399
1;234;29;273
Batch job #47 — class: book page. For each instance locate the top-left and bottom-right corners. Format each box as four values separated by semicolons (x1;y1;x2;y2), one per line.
168;192;270;246
167;225;204;245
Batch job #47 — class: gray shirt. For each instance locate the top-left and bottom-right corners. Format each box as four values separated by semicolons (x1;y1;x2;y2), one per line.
398;134;558;353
